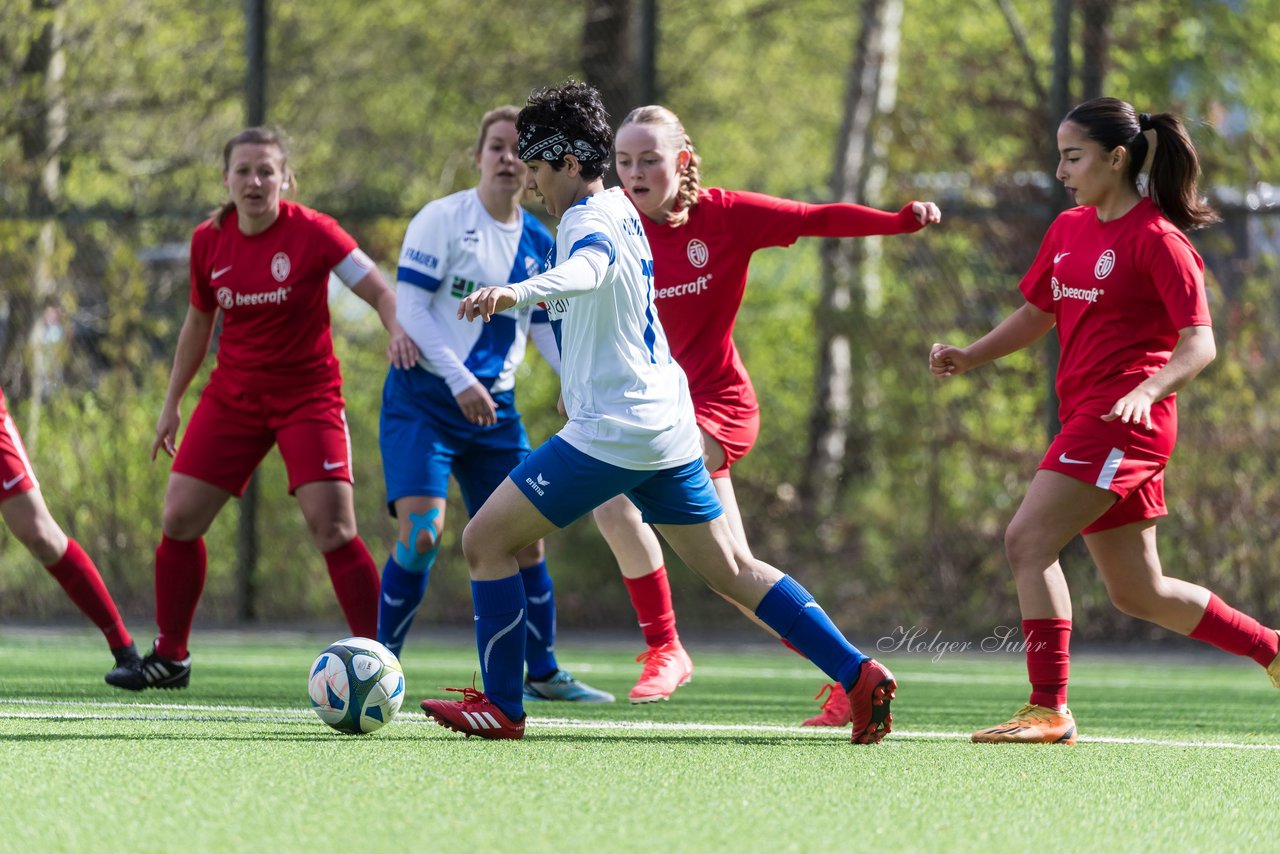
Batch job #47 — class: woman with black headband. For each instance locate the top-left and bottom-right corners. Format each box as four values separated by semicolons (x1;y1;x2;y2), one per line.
931;97;1279;744
420;80;898;744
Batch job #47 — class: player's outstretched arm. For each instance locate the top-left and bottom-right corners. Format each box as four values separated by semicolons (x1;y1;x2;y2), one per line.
457;286;518;322
153;305;216;459
929;301;1055;379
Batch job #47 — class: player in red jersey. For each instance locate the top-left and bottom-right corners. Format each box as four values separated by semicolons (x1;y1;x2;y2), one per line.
605;105;940;714
0;386;141;682
108;127;417;691
931;97;1280;744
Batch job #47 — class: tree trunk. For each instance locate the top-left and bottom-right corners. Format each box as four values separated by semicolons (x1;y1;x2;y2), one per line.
1079;0;1113;102
582;0;635;186
801;0;902;523
17;0;68;447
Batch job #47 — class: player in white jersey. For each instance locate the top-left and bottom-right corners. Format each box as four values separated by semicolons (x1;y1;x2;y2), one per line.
378;106;613;703
420;80;898;744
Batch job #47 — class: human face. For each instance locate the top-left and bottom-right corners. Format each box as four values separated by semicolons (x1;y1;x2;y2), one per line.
524;158;582;220
476;120;525;198
223;142;286;232
615;122;685;222
1055;120;1128;210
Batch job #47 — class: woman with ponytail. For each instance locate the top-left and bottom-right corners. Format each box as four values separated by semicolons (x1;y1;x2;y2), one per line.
930;97;1276;744
607;106;940;719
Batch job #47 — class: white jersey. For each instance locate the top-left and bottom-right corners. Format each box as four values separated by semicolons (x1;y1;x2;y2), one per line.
509;187;701;470
396;188;555;395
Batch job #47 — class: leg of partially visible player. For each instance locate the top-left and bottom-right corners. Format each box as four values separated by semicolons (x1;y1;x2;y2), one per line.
378;496;444;657
1;486;139;679
1088;522;1280;683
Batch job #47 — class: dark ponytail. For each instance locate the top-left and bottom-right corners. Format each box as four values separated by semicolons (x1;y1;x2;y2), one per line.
1064;97;1219;231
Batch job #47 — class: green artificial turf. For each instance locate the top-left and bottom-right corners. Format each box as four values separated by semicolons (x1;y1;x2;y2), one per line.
2;630;1277;853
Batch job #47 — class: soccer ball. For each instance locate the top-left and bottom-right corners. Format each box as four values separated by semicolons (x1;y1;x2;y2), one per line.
308;637;405;735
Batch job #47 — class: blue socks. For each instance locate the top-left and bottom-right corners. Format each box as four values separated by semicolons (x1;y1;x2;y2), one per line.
755;574;866;690
376;555;431;658
520;561;558;680
472;575;527;721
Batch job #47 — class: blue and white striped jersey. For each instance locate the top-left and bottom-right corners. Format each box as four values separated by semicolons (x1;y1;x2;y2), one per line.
396;188;556;396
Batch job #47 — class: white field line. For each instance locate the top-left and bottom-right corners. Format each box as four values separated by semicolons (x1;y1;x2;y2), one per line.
1;698;1278;752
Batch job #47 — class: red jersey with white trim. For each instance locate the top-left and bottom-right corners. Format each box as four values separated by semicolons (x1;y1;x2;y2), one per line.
641;188;922;409
1019;198;1211;422
189;200;359;392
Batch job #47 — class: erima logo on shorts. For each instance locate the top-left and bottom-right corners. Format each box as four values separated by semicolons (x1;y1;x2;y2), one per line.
217;286;292;310
525;473;550;497
1050;276;1102;304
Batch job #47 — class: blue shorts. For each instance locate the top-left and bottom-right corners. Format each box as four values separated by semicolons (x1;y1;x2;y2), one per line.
509;435;723;528
379;368;530;517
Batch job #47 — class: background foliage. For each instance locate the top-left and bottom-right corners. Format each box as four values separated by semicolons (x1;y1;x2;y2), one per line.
2;0;1278;642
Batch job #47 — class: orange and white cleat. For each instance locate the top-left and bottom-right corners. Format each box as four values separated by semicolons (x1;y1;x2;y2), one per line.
971;703;1077;745
628;640;693;704
846;659;896;744
802;682;853;727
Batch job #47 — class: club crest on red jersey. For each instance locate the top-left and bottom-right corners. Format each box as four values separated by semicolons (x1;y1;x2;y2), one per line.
686;239;709;269
216;287;234;310
271;252;292;282
1094;249;1116;279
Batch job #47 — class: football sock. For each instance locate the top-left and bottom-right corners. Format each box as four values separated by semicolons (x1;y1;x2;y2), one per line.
1189;593;1280;667
472;575;527;721
754;574;866;690
519;561;558;680
1023;618;1071;709
44;538;131;650
324;538;380;639
622;564;679;648
377;554;431;658
154;534;207;661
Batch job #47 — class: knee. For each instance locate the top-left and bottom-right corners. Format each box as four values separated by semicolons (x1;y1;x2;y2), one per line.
1107;583;1160;620
592;497;636;537
309;517;358;553
1003;522;1053;578
14;519;64;565
162;497;211;541
395;510;442;573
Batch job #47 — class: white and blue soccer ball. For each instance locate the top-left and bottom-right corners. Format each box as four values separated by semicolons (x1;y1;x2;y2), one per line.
308;637;405;735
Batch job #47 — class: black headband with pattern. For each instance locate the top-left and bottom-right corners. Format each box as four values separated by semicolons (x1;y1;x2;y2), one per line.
518;123;609;164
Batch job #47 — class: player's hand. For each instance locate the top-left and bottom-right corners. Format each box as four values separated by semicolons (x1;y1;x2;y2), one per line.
455;383;498;427
1102;387;1156;430
386;327;419;370
929;343;973;378
457;286;517;322
152;407;181;460
912;201;942;226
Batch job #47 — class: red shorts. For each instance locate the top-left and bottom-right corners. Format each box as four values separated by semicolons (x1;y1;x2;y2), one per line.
0;400;39;500
173;380;354;497
693;395;760;478
1040;406;1175;534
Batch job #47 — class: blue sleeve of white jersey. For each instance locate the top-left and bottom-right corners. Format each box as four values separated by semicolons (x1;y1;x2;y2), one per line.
569;233;616;265
397;203;449;292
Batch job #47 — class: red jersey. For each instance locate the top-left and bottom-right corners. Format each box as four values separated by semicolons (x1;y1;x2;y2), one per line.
1020;198;1211;422
642;188;923;409
189;200;359;392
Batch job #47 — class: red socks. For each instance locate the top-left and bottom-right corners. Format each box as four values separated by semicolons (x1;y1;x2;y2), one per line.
44;538;132;650
1189;593;1279;668
622;565;678;648
154;534;207;660
1024;618;1072;710
324;537;379;639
